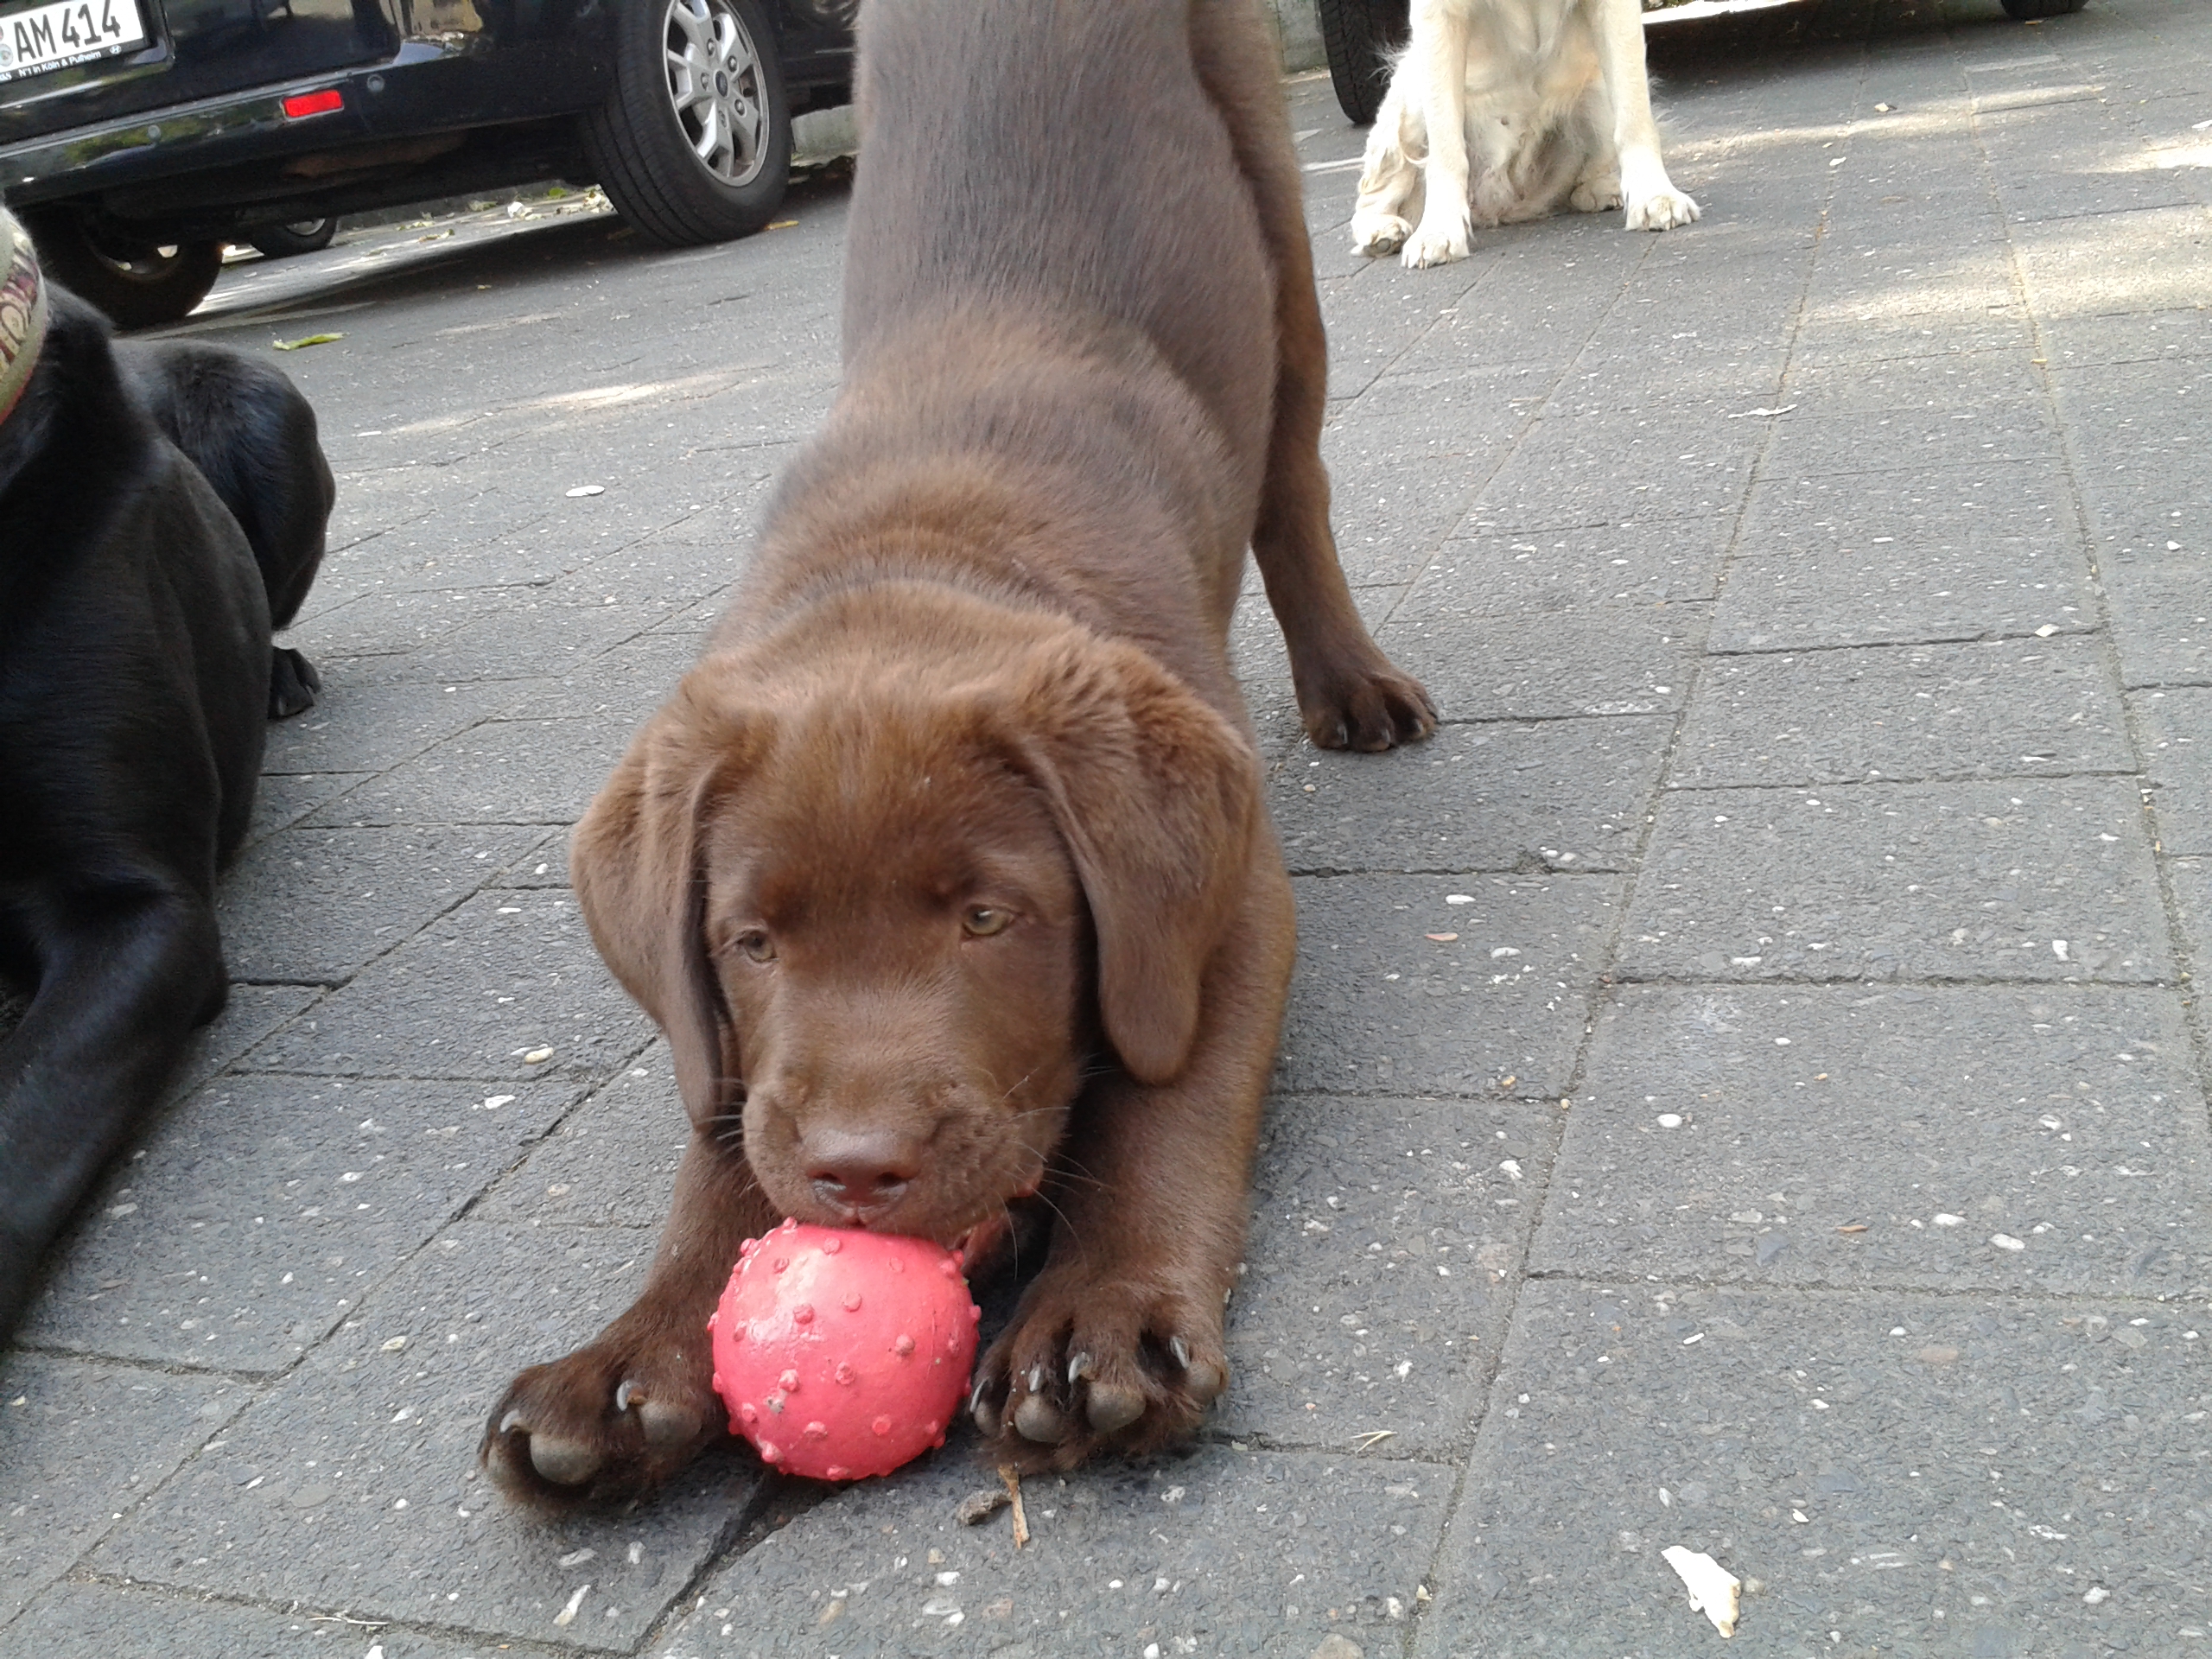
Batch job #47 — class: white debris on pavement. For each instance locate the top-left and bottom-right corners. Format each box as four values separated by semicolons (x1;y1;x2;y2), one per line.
1662;1546;1742;1638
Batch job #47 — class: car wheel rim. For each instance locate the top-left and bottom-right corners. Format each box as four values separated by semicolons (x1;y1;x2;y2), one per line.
662;0;767;189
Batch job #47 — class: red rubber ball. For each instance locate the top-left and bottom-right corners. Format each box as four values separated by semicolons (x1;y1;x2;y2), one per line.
708;1218;981;1481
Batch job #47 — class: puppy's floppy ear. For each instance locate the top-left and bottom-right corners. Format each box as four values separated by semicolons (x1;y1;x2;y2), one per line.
1005;635;1261;1086
572;665;762;1126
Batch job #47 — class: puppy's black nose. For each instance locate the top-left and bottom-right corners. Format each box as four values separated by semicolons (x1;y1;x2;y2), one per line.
805;1128;922;1216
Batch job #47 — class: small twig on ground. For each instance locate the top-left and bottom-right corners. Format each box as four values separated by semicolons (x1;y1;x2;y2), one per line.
997;1464;1030;1548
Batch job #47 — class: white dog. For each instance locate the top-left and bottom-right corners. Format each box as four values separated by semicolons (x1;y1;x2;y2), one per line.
1351;0;1700;268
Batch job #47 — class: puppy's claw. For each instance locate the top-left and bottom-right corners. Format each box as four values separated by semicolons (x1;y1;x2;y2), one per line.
1067;1351;1096;1385
1084;1382;1147;1435
1014;1394;1065;1444
614;1379;638;1414
498;1409;525;1436
1167;1336;1191;1370
1185;1358;1228;1407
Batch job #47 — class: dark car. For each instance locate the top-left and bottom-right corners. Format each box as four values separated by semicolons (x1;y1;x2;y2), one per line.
0;0;854;325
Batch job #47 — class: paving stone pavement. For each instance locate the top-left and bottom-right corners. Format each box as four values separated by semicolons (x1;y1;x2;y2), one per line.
4;0;2209;1653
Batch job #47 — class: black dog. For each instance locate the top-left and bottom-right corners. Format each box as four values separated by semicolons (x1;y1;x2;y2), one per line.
0;264;334;1341
124;337;334;717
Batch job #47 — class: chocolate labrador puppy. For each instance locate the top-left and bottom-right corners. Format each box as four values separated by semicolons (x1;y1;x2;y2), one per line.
481;0;1433;1505
0;228;332;1342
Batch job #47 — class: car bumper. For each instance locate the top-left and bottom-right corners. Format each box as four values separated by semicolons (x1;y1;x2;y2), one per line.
0;34;607;213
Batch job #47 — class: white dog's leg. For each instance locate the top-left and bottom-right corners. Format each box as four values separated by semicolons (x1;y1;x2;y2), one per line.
1401;1;1476;268
1588;0;1700;231
1566;86;1622;213
1351;79;1425;257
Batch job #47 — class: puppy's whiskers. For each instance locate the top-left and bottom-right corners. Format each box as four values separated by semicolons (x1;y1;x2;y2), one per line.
1031;1184;1084;1247
1045;1148;1109;1193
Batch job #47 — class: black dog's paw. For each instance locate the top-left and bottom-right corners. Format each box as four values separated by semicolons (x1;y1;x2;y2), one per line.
268;646;321;719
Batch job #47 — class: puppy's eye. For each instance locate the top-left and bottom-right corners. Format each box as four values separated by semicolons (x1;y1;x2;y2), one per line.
963;906;1010;938
736;930;777;963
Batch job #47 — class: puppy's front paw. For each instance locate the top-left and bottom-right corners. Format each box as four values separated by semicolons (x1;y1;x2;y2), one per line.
1624;187;1700;232
969;1265;1228;1471
1293;645;1438;753
1351;212;1411;257
480;1323;725;1509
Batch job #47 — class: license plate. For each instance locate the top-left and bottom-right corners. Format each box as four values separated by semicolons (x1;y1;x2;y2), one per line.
0;0;149;84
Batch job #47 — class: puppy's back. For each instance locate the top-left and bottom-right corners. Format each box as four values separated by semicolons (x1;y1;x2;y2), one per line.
841;0;1274;437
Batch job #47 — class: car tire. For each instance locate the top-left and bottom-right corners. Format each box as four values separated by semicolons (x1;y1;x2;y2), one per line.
247;219;340;258
20;209;224;330
583;0;793;248
1999;0;2086;14
1318;0;1411;126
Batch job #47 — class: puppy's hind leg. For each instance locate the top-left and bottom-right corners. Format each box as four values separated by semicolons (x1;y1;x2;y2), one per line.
1189;0;1435;753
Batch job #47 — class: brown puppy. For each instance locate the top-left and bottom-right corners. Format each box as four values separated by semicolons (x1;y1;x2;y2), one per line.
480;0;1433;1507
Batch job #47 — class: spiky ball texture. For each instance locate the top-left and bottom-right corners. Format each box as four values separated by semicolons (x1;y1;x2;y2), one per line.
709;1218;980;1481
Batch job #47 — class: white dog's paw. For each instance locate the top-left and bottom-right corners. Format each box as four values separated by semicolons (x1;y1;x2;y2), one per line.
1352;212;1412;257
1400;219;1471;269
1570;176;1623;214
1624;187;1701;232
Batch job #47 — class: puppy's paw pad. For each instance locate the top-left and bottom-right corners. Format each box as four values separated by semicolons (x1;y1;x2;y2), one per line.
1352;213;1411;256
480;1338;721;1509
1625;189;1700;232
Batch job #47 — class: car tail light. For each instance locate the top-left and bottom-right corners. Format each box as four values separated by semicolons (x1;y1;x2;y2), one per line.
281;89;344;118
